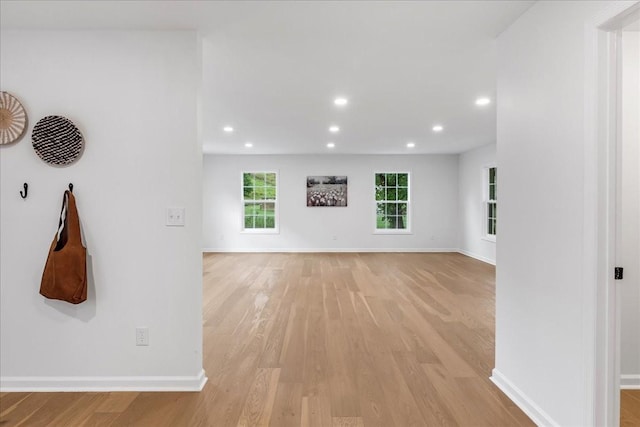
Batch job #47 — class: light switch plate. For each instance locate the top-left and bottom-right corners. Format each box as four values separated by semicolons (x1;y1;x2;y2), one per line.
166;207;185;226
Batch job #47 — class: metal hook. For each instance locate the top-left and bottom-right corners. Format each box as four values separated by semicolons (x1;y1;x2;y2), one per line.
68;183;74;193
20;183;28;199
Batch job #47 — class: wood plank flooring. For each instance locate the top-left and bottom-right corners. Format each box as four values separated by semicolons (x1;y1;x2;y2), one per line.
622;390;640;427
0;252;630;426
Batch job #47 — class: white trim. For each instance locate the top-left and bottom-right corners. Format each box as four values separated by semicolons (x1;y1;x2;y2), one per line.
458;249;496;265
583;20;612;427
490;369;559;427
240;229;280;235
621;374;640;390
203;247;459;253
372;230;413;235
0;369;207;392
584;3;638;425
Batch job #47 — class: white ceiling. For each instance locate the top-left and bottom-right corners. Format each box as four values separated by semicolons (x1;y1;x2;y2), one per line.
1;1;535;155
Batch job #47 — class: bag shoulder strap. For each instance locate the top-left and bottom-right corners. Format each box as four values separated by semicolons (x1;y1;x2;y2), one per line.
65;191;82;245
54;190;82;250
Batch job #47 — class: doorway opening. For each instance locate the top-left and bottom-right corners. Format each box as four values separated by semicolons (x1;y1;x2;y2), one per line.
593;3;640;425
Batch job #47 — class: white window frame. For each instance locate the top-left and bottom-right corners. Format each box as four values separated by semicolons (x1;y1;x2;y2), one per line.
240;171;279;234
483;165;497;242
373;171;412;234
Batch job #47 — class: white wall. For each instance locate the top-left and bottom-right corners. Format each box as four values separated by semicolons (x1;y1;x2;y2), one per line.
493;1;635;425
0;31;205;390
458;144;496;264
203;154;459;251
620;30;640;387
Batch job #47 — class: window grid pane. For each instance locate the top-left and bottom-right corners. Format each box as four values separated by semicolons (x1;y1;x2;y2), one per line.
386;173;397;186
375;173;409;231
386;188;397;201
486;167;497;237
487;201;497;236
243;172;277;230
397;187;408;201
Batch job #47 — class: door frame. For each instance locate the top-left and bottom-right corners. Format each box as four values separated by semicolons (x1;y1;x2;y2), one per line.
584;2;640;426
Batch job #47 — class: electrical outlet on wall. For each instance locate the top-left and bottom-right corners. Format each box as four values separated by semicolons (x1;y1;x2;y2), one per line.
136;327;149;346
166;207;185;226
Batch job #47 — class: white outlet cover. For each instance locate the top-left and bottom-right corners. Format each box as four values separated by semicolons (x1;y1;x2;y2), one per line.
166;207;185;226
136;327;149;346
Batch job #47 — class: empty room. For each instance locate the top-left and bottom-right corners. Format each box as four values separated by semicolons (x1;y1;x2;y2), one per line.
1;1;638;426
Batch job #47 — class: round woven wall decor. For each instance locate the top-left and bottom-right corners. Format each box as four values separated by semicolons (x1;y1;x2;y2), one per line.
32;116;84;166
0;92;28;145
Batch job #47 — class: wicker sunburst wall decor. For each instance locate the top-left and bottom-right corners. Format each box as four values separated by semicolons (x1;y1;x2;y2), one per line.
0;92;28;145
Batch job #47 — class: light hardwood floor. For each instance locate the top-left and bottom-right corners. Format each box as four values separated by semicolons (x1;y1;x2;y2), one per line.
0;253;634;426
622;390;640;427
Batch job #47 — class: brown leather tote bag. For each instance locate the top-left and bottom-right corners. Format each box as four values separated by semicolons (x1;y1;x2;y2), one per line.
40;190;87;304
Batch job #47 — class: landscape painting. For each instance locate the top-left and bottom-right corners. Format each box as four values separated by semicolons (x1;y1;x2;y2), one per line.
306;176;348;207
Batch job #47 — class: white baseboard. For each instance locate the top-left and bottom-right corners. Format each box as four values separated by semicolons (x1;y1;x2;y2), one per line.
490;369;559;427
458;249;496;265
621;374;640;389
0;369;207;392
203;247;460;253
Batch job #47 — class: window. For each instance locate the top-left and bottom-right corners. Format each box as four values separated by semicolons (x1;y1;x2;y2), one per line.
375;172;410;232
242;172;278;232
486;166;497;239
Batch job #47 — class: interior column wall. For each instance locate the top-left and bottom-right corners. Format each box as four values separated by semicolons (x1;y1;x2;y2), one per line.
493;1;635;425
0;30;204;390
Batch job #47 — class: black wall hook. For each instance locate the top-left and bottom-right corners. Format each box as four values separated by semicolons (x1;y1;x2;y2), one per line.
20;183;28;199
68;183;74;193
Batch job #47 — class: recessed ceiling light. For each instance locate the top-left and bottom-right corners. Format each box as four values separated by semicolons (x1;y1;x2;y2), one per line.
334;97;348;106
406;142;415;148
475;97;491;106
244;142;253;148
327;142;335;148
223;126;234;132
329;126;340;133
432;125;444;132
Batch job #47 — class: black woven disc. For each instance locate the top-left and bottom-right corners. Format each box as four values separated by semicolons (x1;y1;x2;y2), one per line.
32;116;84;166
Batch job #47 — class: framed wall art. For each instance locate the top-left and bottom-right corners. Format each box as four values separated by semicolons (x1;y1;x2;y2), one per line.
306;176;347;207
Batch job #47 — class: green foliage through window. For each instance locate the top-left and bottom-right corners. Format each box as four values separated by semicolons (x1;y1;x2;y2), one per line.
375;173;409;230
243;172;277;230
